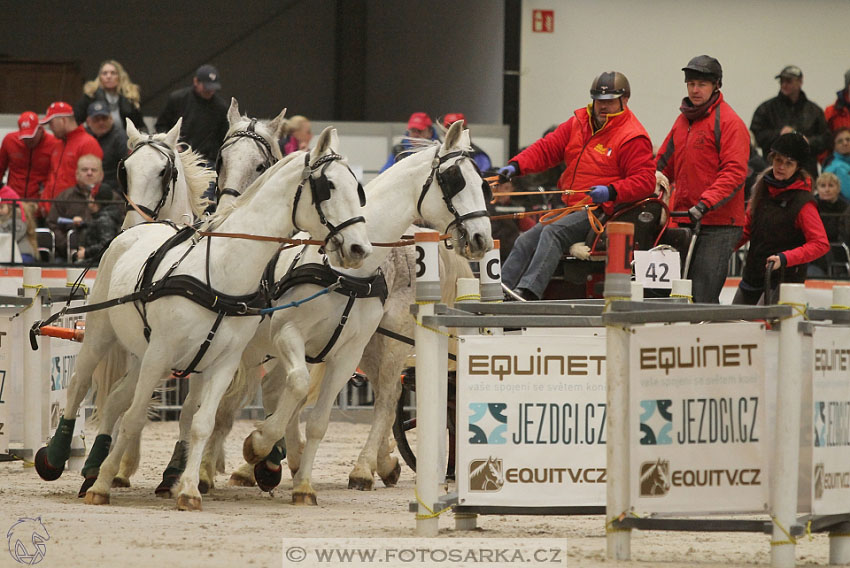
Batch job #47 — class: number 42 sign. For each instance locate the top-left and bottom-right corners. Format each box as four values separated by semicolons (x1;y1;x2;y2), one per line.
633;249;681;289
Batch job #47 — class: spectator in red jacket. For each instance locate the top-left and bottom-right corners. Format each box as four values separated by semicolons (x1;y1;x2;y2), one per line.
0;111;59;199
825;70;850;134
656;55;750;303
40;101;103;217
733;133;828;304
498;71;655;300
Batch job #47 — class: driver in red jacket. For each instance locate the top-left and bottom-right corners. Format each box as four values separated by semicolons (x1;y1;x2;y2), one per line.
498;71;655;301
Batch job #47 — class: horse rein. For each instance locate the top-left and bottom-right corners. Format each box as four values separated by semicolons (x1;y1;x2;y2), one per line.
291;152;366;247
215;118;278;201
117;136;178;220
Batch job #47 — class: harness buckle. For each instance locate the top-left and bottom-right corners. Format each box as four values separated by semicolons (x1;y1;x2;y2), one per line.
237;302;248;314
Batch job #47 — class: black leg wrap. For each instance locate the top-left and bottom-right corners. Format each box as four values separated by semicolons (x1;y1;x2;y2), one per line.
154;440;187;496
254;442;286;493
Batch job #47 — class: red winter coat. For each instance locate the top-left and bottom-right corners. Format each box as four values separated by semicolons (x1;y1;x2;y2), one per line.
43;125;103;213
656;92;749;226
0;131;59;199
512;105;655;215
825;91;850;134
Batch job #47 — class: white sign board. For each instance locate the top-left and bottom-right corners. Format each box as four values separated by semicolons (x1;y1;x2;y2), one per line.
457;334;607;507
630;323;768;514
48;305;85;441
810;326;850;515
633;249;681;289
0;313;12;454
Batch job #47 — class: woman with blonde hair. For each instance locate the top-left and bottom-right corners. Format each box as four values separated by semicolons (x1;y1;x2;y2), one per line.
74;60;145;131
278;115;312;155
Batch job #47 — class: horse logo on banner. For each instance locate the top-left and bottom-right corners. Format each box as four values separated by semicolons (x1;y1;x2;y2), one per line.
6;517;50;565
640;459;671;497
468;457;505;492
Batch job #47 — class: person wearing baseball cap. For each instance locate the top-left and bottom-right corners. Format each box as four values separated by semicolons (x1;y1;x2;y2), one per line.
440;112;492;172
40;101;103;217
379;112;439;172
84;101;128;193
751;65;828;180
733;132;828;305
155;63;228;165
0;111;59;199
825;69;850;135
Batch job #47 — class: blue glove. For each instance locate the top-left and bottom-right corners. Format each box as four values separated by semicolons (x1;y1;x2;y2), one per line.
688;201;709;223
497;164;517;182
589;185;614;204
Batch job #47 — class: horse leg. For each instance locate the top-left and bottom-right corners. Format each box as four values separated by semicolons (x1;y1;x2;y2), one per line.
77;358;141;497
291;355;360;505
35;312;115;482
84;346;173;506
154;374;204;497
175;356;243;511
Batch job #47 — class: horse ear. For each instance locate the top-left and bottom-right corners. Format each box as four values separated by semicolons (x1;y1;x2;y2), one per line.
459;128;471;149
126;118;140;142
165;118;182;148
442;120;463;151
311;126;334;159
227;98;241;126
267;107;288;139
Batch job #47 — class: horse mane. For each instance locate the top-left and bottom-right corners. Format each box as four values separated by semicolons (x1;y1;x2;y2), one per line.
178;146;216;218
199;150;307;232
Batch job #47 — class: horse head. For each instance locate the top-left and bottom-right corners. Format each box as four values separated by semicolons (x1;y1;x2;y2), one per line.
216;98;286;209
421;120;493;260
293;126;371;269
120;119;213;229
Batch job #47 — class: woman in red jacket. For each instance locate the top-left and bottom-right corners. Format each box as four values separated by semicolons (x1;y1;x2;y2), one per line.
656;55;750;303
733;133;828;305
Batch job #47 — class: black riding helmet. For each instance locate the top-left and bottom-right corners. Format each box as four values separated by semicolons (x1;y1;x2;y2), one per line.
770;132;810;165
682;55;723;88
590;71;630;100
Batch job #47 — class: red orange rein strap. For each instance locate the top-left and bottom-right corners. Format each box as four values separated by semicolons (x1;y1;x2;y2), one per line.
195;230;450;248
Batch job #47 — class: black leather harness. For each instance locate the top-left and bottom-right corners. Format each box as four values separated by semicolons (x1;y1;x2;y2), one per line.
263;246;388;363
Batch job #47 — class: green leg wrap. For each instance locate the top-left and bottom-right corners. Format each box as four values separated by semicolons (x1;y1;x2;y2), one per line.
81;434;112;478
46;417;76;467
266;437;287;466
161;440;188;480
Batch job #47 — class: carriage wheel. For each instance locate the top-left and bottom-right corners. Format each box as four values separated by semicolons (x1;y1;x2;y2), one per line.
392;367;456;480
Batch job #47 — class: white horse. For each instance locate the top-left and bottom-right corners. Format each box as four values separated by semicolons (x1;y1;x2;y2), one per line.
231;121;491;504
35;120;213;488
42;127;372;511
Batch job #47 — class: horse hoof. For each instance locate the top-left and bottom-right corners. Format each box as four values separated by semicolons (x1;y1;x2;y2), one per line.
380;461;402;487
242;434;263;465
78;476;98;498
292;492;318;506
348;476;374;491
198;479;211;495
84;491;109;505
154;474;180;498
34;447;64;481
112;476;131;488
176;494;202;511
254;462;282;493
227;472;256;487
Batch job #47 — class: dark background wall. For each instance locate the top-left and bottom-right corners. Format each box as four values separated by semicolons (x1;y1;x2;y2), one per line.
0;0;505;124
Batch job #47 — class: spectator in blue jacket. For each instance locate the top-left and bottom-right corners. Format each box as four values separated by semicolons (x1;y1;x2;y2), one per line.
380;112;439;172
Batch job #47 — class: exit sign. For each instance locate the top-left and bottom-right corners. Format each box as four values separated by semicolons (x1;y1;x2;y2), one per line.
532;10;554;33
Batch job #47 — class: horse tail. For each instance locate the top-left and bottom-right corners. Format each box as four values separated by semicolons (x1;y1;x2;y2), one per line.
219;356;260;416
88;344;128;427
306;363;326;406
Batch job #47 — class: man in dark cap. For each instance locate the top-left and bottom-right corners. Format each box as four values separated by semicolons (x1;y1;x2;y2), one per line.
656;55;750;303
85;101;128;192
750;65;828;179
155;64;228;164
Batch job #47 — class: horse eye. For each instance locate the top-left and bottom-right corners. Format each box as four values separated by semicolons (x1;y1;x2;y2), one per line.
158;167;166;177
256;164;266;173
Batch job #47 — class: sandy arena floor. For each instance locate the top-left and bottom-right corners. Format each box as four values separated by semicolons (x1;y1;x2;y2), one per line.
0;418;836;568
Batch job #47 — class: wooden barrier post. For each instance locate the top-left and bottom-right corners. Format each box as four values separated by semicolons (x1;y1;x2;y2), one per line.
454;277;480;531
478;239;502;303
414;230;443;537
22;266;43;458
770;283;805;568
604;222;633;561
670;279;692;302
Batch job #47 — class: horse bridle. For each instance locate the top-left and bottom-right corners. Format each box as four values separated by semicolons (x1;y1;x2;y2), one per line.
416;147;491;243
292;152;367;246
215;118;278;201
117;136;178;220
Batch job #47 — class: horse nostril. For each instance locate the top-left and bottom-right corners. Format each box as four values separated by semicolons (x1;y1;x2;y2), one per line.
350;244;366;258
473;233;487;251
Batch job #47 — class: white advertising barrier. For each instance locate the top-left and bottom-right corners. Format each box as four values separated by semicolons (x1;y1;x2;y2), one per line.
0;308;15;454
809;325;850;515
629;322;769;514
457;334;607;507
47;302;85;447
633;249;681;290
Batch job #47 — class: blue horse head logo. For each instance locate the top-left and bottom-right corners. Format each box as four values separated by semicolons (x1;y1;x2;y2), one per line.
7;517;49;565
